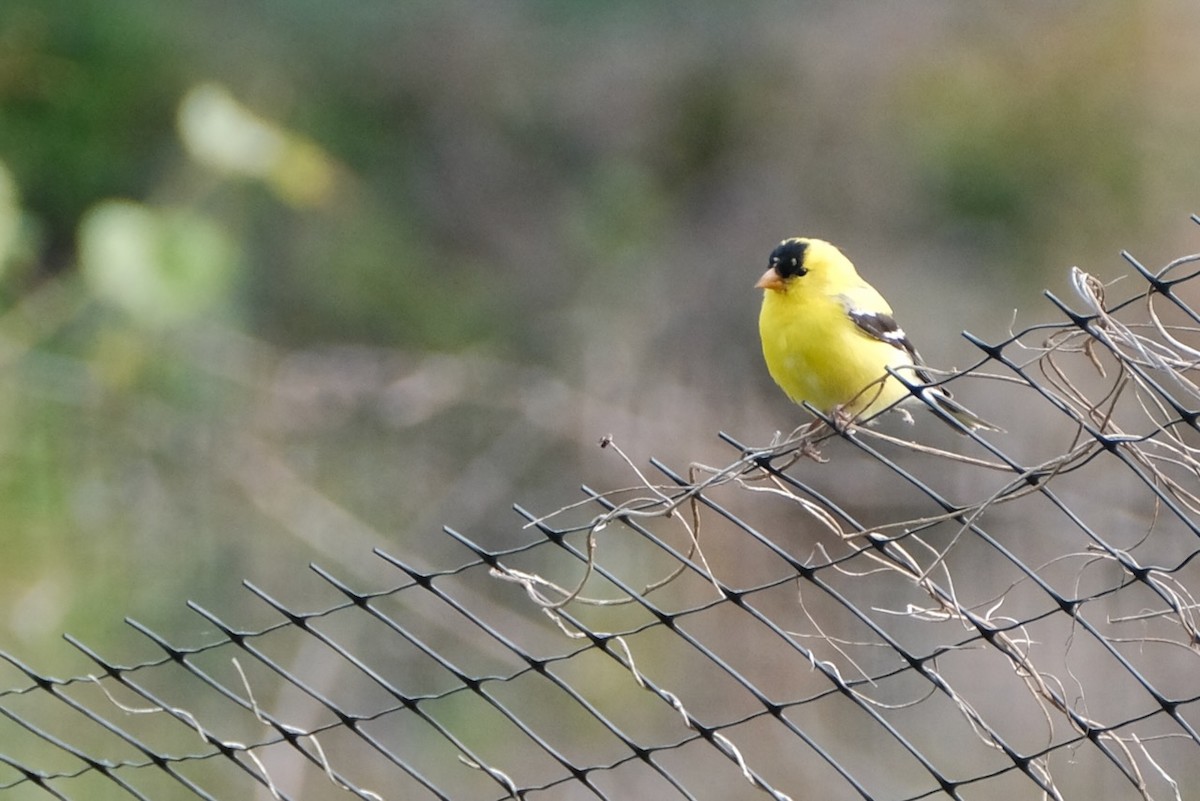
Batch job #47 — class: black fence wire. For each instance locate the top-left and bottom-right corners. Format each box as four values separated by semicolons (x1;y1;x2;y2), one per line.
6;235;1200;800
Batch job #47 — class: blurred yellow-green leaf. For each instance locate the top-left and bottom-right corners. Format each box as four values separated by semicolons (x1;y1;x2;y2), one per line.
78;200;239;326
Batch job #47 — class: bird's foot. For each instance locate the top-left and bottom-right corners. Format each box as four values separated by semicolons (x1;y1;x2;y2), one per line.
798;436;827;463
828;404;858;433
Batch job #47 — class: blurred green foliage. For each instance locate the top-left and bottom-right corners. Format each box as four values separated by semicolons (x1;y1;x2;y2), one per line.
898;5;1146;272
0;1;185;264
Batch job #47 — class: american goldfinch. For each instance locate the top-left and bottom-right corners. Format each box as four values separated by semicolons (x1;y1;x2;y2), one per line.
756;237;997;431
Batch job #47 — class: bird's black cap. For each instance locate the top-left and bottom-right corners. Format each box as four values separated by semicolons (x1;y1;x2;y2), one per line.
769;239;808;278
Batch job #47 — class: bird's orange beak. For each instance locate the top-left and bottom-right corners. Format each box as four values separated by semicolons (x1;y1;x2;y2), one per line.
755;267;785;291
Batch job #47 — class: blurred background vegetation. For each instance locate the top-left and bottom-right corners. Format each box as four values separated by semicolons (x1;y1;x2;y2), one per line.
0;0;1197;701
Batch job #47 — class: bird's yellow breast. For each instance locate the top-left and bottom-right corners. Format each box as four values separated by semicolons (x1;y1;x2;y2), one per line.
759;288;914;417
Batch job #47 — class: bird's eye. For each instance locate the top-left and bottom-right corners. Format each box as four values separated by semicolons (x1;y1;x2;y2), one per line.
769;239;808;278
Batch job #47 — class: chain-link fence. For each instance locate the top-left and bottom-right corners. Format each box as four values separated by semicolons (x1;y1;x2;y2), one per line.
5;236;1200;800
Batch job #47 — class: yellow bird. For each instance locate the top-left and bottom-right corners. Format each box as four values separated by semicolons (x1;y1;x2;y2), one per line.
756;237;997;431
